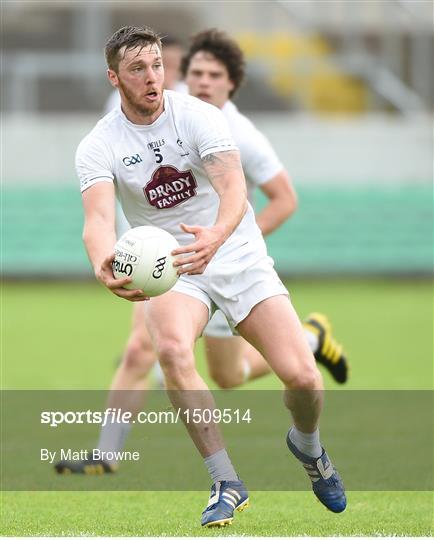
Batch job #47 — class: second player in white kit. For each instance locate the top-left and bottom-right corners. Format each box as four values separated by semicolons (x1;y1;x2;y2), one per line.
203;99;287;336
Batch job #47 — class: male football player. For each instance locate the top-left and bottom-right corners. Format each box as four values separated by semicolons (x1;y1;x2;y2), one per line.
65;25;346;526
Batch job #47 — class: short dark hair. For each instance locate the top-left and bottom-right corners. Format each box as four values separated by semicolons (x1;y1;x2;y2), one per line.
105;25;162;72
181;29;245;97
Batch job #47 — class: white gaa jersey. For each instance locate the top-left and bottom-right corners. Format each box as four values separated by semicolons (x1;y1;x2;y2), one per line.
76;90;264;257
221;101;283;202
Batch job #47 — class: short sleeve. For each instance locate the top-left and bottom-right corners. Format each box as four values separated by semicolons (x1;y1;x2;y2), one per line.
75;133;114;193
239;128;283;187
184;102;238;159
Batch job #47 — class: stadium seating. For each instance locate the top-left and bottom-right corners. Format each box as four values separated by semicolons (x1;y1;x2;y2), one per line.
237;32;368;113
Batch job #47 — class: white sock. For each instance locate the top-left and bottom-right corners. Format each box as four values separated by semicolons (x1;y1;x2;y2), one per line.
304;328;319;354
204;448;238;483
288;426;322;458
153;361;165;388
242;358;251;383
97;421;132;465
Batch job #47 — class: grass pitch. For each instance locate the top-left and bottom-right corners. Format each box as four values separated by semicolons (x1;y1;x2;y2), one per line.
2;491;432;536
1;279;433;536
3;278;432;390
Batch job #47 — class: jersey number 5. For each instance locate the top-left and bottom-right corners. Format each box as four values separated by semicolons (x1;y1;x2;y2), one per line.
153;148;163;164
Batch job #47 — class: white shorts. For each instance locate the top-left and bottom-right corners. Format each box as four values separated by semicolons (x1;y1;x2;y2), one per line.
171;244;288;329
204;309;234;338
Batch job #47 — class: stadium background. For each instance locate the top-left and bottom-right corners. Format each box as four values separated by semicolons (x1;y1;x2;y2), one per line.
2;1;433;536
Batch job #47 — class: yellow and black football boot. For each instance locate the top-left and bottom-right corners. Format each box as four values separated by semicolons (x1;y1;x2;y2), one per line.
304;313;349;384
55;457;117;475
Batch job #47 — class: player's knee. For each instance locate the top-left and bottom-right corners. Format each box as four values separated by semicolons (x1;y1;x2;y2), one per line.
209;368;242;389
284;362;321;390
122;337;155;376
157;339;195;382
157;338;188;363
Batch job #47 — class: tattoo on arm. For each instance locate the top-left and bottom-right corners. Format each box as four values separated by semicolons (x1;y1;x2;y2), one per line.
202;153;217;165
202;150;243;184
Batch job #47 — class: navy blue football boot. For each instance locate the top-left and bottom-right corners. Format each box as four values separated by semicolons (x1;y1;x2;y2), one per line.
201;479;249;527
287;428;346;513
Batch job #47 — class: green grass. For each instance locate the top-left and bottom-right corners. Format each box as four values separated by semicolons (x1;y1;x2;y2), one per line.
2;279;432;390
1;279;433;536
1;491;432;536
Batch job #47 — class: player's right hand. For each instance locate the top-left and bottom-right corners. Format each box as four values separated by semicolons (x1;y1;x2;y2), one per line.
172;223;226;275
96;253;150;302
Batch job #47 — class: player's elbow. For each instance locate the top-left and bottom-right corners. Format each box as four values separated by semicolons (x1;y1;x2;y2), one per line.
266;171;298;219
274;188;297;222
82;221;97;248
284;189;298;217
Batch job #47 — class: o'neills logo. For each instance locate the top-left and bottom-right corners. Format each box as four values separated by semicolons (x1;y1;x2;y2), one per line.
112;259;133;276
112;249;138;277
144;165;198;209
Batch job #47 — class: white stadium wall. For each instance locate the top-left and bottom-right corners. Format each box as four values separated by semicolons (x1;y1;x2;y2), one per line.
3;113;432;186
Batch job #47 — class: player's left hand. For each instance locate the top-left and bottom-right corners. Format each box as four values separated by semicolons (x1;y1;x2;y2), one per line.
172;223;226;275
